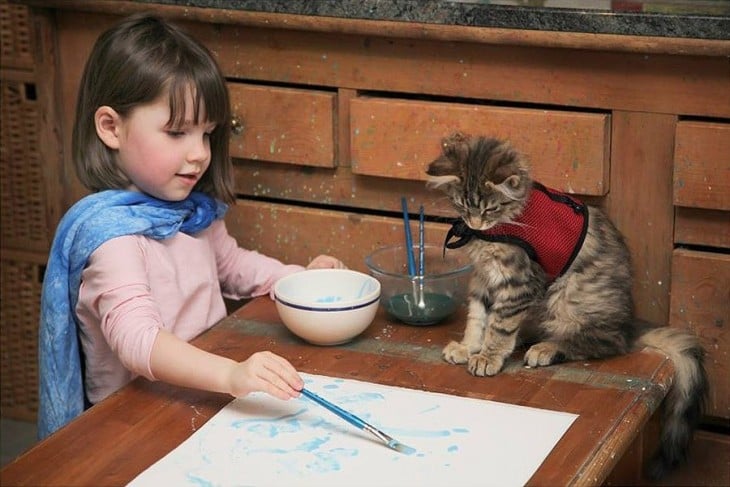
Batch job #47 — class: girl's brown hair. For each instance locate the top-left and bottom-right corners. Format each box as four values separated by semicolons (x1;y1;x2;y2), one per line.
72;13;235;203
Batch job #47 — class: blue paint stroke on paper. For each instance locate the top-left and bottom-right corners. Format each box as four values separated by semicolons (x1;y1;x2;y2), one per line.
222;380;473;478
231;408;308;437
185;472;216;487
127;373;579;487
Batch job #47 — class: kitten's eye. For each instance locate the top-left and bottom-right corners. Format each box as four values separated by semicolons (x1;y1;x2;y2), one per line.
483;206;498;213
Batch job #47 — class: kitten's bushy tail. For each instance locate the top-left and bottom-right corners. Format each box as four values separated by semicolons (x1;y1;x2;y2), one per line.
633;326;708;480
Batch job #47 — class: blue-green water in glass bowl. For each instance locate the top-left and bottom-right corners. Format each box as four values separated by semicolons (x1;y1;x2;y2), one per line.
386;292;456;325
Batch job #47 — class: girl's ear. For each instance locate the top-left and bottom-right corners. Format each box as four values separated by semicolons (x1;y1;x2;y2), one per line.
94;106;122;149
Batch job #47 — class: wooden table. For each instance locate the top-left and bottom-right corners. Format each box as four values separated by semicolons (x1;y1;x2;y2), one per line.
0;297;673;486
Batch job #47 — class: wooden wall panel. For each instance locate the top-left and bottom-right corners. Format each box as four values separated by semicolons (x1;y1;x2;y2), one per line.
190;23;730;117
605;112;676;326
55;12;115;207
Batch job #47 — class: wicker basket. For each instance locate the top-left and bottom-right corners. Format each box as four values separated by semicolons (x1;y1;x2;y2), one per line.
0;74;49;252
0;255;44;422
0;0;33;70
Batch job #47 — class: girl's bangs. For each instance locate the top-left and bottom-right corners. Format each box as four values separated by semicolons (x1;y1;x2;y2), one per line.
166;70;228;128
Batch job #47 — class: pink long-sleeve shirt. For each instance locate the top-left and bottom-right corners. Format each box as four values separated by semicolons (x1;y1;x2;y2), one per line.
75;218;303;404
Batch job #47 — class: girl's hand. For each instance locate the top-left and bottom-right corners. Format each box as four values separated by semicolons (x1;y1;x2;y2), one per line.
227;351;303;400
306;254;346;270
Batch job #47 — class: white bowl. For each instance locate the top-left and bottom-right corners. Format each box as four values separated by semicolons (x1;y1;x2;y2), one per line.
273;269;381;346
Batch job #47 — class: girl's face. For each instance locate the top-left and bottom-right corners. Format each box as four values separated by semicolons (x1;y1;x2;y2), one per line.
114;89;216;201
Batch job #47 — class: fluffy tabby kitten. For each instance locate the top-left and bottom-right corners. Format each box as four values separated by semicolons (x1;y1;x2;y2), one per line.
426;132;708;479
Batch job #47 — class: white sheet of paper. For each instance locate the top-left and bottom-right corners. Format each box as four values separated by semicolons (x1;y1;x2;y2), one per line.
128;373;577;487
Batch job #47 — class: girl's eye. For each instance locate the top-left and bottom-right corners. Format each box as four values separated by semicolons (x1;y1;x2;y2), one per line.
167;130;185;137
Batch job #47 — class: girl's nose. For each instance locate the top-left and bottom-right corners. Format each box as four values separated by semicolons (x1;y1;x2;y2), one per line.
187;136;210;164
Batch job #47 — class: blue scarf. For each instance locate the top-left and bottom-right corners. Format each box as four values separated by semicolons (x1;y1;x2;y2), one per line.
38;190;227;439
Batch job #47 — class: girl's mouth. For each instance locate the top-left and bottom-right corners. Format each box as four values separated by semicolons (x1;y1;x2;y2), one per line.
176;173;198;185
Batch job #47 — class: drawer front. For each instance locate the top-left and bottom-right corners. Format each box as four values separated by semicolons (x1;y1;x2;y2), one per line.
225;200;453;273
674;208;730;249
669;248;730;419
673;121;730;211
228;83;336;167
350;97;610;195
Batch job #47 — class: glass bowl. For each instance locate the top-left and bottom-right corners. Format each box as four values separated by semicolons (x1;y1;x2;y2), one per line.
364;244;473;325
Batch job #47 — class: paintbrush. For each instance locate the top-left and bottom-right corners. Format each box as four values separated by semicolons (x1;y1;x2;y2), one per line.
300;388;415;455
401;196;417;277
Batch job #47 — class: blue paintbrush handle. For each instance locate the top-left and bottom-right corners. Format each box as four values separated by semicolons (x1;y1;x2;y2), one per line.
300;387;414;455
401;197;417;276
418;205;425;277
300;388;367;431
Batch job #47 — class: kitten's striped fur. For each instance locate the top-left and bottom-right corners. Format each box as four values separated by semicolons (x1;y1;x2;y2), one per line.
426;133;708;479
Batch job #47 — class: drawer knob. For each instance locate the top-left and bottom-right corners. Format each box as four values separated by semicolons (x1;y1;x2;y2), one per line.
230;116;244;136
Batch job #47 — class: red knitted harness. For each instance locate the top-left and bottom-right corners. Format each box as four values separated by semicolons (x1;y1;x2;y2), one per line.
444;182;588;281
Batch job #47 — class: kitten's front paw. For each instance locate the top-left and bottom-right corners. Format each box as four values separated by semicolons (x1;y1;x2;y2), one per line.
442;341;470;364
468;353;504;377
524;342;564;367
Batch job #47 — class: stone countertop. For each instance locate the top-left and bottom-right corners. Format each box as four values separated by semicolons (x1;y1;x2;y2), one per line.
133;0;730;40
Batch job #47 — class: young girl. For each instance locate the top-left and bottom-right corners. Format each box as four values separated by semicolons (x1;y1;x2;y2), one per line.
38;13;344;440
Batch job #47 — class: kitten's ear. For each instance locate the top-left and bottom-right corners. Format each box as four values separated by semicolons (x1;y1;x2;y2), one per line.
441;132;471;163
494;174;526;200
426;155;460;188
426;132;471;188
503;174;521;189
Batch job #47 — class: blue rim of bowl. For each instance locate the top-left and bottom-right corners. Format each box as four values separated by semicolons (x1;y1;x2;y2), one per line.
275;295;380;312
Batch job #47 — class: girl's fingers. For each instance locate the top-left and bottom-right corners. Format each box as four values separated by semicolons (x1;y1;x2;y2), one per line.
232;351;303;400
258;352;299;379
257;352;303;396
306;255;346;270
257;367;298;399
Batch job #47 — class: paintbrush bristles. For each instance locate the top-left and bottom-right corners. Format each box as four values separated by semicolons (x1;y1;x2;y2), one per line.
388;439;416;455
364;424;415;455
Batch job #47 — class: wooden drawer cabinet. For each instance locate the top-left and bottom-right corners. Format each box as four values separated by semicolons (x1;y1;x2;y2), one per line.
671;120;730;423
669;248;730;420
225;199;453;272
228;83;336;167
350;96;610;195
